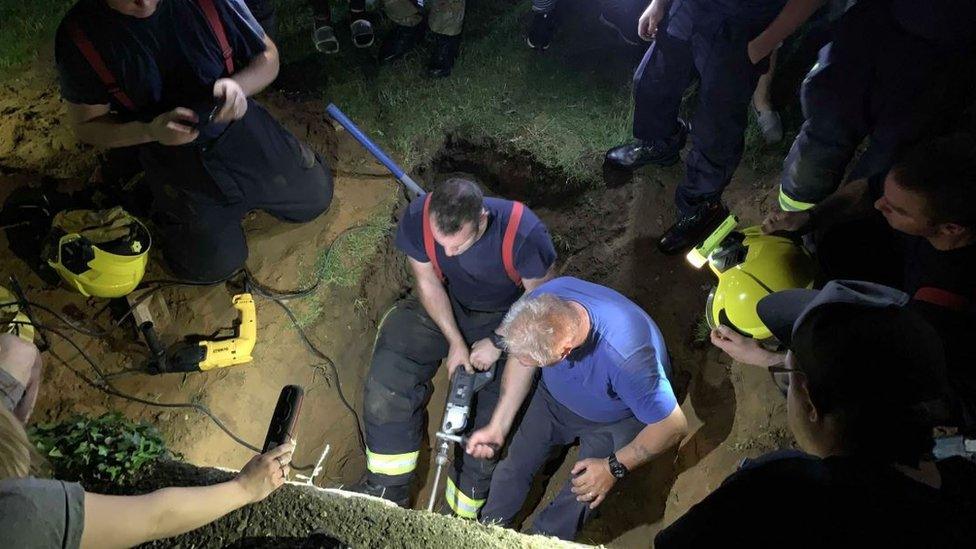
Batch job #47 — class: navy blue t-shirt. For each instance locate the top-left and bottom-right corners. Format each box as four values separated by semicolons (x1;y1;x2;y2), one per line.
532;277;678;425
395;196;556;312
55;0;266;125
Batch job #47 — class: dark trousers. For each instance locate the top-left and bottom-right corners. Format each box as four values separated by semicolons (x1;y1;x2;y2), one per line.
480;383;645;541
632;3;771;214
363;295;506;503
142;100;333;282
779;0;973;209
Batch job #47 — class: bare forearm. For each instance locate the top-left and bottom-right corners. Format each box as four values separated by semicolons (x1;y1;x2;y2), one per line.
74;115;153;148
490;359;536;433
752;0;827;58
146;481;252;540
82;480;252;549
233;38;279;96
616;409;688;471
416;278;464;345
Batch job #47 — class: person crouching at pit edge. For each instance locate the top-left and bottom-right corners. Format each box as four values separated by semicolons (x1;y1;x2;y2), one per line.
466;276;688;541
55;0;333;283
658;280;976;548
0;404;296;549
350;177;558;517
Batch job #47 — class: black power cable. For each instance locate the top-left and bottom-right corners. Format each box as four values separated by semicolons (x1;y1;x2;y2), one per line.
6;319;263;453
245;276;367;455
5;223;383;471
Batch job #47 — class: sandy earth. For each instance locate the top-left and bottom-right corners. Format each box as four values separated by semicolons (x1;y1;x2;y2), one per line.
1;57;795;547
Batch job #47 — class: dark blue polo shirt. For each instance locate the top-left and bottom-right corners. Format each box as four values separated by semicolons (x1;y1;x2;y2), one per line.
532;277;678;425
54;0;266;126
395;196;556;312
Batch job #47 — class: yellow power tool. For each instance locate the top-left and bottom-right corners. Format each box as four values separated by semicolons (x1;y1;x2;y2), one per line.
140;293;257;374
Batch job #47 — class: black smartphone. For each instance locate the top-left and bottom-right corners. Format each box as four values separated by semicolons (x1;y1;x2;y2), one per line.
189;98;223;129
261;385;304;452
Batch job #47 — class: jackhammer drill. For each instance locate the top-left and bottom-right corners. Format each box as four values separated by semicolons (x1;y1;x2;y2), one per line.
427;365;495;512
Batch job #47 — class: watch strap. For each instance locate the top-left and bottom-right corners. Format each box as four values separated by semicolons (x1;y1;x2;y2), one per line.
608;452;628;478
489;331;506;350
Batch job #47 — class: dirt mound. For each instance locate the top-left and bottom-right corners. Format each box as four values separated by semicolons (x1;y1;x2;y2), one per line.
107;460;585;548
0;68;94;178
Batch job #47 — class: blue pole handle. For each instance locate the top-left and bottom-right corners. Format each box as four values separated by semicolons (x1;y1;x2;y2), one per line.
325;103;426;196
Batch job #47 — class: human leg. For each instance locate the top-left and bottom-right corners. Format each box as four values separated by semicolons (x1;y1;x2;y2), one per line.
362;299;450;503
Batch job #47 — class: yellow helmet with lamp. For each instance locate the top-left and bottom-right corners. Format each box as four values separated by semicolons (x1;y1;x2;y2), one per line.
688;215;818;340
43;207;151;298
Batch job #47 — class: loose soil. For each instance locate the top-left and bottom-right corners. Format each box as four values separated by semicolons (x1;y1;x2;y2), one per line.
93;460;583;549
4;46;793;548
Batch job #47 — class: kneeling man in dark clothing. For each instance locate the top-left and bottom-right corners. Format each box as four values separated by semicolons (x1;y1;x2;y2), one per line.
55;0;334;282
659;280;976;548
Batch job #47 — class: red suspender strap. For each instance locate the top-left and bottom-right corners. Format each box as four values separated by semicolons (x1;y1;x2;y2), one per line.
502;201;524;287
422;194;445;282
914;287;970;311
66;21;137;111
197;0;235;74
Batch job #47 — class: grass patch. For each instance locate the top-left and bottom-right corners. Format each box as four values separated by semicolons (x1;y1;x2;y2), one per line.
0;0;73;80
318;217;393;288
275;0;634;184
290;210;394;328
271;0;825;189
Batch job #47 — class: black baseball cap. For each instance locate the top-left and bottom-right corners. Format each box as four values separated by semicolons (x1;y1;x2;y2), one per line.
756;280;949;418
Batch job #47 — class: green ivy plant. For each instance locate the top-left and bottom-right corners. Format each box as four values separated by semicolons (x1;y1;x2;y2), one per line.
29;413;168;484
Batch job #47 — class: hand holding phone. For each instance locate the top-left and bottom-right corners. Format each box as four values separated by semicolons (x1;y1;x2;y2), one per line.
262;385;304;453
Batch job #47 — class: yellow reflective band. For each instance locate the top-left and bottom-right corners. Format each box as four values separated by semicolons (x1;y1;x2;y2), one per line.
778;186;817;212
444;476;485;519
365;448;419;476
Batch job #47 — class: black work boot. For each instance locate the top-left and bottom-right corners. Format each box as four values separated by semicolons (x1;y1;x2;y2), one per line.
380;23;422;63
605;119;689;170
657;202;729;255
428;32;461;78
527;11;557;50
347;479;411;507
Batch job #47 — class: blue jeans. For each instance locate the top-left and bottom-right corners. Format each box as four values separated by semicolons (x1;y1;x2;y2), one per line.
480;383;645;540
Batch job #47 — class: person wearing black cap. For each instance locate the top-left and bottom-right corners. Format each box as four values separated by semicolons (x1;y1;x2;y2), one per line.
659;280;976;548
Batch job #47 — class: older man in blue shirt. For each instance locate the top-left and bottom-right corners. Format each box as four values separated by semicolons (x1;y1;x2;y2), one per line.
467;276;688;540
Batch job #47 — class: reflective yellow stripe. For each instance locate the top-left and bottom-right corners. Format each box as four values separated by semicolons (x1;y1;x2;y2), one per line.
444;476;485;519
365;448;418;476
778;186;817;212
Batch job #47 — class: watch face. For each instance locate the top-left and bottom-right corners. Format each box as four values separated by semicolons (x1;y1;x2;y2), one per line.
609;456;627;478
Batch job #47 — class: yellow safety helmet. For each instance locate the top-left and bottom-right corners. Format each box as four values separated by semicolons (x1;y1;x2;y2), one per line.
690;216;818;340
43;207;151;298
0;286;34;343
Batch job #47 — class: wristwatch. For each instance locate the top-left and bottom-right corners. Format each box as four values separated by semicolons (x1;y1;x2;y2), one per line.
489;331;506;351
608;453;628;479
